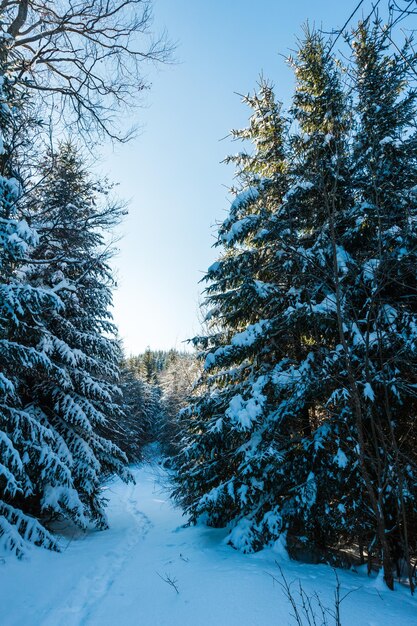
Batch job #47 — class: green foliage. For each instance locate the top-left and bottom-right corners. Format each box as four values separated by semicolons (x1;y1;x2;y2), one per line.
173;23;417;590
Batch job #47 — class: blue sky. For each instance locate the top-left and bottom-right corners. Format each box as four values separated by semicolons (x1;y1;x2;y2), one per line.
105;0;387;355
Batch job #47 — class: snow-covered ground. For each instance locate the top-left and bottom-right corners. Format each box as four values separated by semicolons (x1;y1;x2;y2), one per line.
1;464;416;626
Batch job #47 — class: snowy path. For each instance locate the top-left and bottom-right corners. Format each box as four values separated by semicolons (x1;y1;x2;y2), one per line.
40;483;153;626
1;464;416;626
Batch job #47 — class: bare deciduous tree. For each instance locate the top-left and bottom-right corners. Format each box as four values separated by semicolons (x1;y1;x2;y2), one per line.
0;0;171;140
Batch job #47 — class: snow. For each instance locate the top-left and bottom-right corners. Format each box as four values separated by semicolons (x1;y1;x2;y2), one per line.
1;463;416;626
311;293;337;314
363;382;375;402
382;304;397;325
363;258;379;283
333;448;348;468
253;280;273;298
221;215;258;243
204;322;269;370
283;179;314;201
380;136;395;145
15;219;35;242
336;245;351;275
207;261;220;274
226;376;267;429
226;392;264;429
231;320;269;347
229;187;259;212
351;322;365;346
204;351;216;369
52;279;76;294
379;136;401;148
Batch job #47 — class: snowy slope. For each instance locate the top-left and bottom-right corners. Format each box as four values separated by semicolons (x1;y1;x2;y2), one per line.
0;464;416;626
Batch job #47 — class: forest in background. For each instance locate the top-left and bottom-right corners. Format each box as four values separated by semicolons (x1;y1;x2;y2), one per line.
106;349;199;463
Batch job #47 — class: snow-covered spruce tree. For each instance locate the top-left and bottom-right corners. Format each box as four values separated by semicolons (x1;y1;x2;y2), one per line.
0;41;73;555
175;24;417;590
173;79;302;551
274;29;365;558
24;142;132;529
174;33;364;561
343;22;417;589
276;23;417;589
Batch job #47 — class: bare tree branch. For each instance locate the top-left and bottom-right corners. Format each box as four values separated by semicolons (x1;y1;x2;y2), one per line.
0;0;172;141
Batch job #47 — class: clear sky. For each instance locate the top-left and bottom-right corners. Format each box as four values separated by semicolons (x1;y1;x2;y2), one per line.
105;0;388;355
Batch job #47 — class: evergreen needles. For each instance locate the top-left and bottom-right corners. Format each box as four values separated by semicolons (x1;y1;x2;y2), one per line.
173;22;417;592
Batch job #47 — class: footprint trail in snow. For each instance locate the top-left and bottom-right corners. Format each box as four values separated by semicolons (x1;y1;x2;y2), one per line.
1;464;416;626
40;482;152;626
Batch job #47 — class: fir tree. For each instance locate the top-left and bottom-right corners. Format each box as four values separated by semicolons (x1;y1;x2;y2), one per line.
277;28;359;555
173;28;417;586
174;34;356;557
0;36;67;555
173;79;293;551
341;21;417;590
24;142;132;529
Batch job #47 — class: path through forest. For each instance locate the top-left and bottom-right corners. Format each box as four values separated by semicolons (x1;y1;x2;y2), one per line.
1;464;416;626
